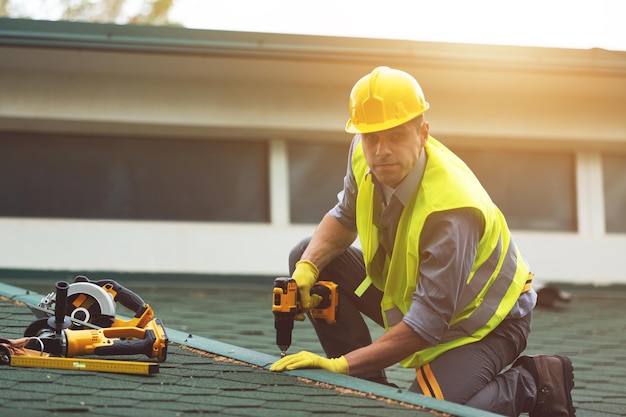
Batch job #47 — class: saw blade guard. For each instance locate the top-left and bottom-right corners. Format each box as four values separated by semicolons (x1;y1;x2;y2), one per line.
33;277;156;330
66;282;117;328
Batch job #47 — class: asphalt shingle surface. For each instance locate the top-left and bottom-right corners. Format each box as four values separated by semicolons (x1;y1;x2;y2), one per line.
2;276;626;416
0;278;496;417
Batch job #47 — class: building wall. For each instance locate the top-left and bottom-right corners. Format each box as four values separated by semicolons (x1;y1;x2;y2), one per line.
0;19;625;284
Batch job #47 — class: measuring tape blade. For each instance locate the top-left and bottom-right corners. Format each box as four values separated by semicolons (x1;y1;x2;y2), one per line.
10;356;158;375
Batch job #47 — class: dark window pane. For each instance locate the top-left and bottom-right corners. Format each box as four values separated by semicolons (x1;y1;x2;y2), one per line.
288;142;347;224
451;147;577;231
603;153;626;234
0;132;269;222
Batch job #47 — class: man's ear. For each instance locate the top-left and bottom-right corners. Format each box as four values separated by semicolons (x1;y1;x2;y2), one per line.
420;121;430;145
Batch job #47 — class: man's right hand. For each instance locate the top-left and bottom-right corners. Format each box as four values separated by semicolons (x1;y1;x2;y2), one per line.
292;259;319;320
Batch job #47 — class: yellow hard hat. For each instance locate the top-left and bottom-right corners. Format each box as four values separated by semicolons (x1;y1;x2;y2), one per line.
345;66;430;134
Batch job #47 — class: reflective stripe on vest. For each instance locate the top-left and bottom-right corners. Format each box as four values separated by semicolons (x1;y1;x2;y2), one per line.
352;136;530;368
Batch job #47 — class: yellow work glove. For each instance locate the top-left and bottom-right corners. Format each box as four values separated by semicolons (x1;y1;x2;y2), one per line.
270;351;349;374
292;260;319;321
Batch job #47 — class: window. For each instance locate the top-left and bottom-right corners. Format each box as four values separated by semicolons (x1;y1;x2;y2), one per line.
0;132;269;222
451;147;577;231
603;153;626;233
288;141;349;224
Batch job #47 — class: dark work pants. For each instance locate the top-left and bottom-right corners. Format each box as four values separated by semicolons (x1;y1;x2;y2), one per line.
290;237;538;416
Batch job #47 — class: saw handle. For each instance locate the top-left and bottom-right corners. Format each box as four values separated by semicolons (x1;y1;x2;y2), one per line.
74;276;146;318
93;329;157;359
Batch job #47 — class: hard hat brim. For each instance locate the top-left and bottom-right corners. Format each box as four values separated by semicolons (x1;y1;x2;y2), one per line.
344;104;429;134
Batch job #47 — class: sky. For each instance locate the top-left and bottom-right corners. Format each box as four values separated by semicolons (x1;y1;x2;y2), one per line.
169;0;626;52
6;0;626;52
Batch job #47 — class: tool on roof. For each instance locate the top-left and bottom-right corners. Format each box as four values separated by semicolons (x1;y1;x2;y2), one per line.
23;314;168;362
30;275;154;329
24;279;168;362
0;344;159;375
272;277;338;357
10;278;169;374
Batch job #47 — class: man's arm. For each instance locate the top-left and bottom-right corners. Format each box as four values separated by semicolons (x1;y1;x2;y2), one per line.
300;213;358;271
344;321;430;376
271;320;430;375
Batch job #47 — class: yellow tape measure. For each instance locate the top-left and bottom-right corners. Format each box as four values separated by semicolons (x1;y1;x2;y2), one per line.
10;355;158;375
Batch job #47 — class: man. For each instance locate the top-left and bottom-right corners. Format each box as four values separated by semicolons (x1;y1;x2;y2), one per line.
270;66;575;417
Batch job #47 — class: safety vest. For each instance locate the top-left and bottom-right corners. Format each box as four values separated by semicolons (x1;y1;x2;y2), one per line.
352;136;531;368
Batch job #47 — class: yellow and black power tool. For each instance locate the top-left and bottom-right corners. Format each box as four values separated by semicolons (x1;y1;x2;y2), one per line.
30;275;155;330
272;277;338;357
23;280;168;363
24;316;168;362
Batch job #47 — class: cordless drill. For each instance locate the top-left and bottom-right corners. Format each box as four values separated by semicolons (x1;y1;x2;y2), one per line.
272;277;338;357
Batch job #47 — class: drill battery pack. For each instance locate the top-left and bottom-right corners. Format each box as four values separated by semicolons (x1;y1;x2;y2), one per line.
309;281;338;324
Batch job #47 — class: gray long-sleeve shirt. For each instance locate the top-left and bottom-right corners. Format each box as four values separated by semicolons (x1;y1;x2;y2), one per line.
329;136;536;346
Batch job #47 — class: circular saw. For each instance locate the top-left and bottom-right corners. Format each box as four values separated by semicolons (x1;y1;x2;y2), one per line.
30;276;154;330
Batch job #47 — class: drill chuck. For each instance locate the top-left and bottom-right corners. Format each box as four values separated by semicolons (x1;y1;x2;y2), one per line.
274;315;294;356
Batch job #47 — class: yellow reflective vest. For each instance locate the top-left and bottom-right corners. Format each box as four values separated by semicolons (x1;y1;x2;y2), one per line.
352;136;531;368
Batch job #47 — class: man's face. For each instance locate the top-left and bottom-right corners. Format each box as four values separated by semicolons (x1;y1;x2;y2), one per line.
361;120;428;188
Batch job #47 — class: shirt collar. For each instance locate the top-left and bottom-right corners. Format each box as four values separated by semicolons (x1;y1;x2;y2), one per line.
371;148;427;207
